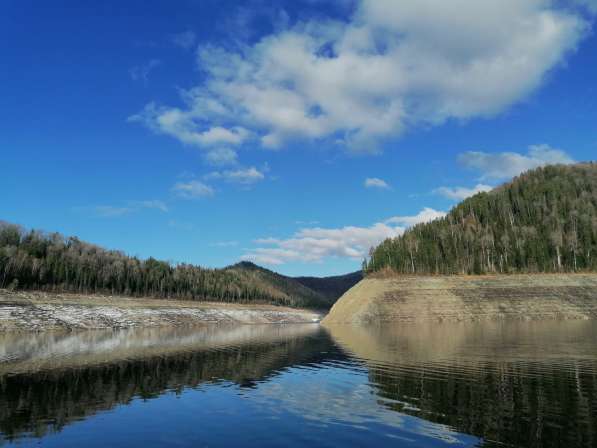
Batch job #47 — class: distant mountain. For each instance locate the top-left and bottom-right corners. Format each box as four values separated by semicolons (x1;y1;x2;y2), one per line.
0;224;356;309
224;262;361;309
366;162;597;275
294;271;363;301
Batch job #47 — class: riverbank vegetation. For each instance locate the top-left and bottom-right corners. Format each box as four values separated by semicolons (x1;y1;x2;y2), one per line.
0;224;356;309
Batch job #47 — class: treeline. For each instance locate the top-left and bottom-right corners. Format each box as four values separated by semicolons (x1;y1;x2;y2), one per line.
0;223;325;308
365;163;597;275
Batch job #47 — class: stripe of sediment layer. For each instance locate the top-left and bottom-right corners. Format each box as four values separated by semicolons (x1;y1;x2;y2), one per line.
321;274;597;324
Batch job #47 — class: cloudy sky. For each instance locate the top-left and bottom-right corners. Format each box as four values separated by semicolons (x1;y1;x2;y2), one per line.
2;0;596;276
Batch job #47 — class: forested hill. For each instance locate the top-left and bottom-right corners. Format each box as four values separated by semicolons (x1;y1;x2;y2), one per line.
0;224;357;309
294;271;363;301
365;163;597;275
224;261;361;309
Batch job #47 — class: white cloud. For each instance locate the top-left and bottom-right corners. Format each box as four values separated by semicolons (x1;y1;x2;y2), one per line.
172;180;215;199
132;0;589;154
205;166;265;185
459;144;575;180
129;59;161;84
171;30;196;49
242;207;445;265
385;207;446;226
364;177;390;189
129;104;251;149
433;184;493;201
204;147;239;166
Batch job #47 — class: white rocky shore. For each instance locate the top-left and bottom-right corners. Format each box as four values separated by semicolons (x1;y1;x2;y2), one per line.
0;289;323;332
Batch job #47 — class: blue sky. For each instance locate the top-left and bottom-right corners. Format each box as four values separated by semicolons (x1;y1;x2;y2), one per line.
2;0;597;276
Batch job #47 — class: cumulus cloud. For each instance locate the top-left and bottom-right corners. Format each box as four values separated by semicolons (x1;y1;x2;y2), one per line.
459;144;575;180
171;30;196;49
364;177;390;189
129;59;161;84
205;166;265;185
385;207;446;226
129;104;250;148
172;180;215;199
242;207;445;265
433;184;493;200
131;0;589;154
204;147;239;166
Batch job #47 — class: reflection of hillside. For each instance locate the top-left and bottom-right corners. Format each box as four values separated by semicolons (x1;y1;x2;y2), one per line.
0;324;321;375
0;325;340;441
326;321;597;447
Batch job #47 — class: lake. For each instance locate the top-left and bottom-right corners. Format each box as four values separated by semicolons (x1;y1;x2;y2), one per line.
1;321;596;447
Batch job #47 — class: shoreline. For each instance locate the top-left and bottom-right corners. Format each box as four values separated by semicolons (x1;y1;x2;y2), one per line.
322;273;597;324
0;289;323;332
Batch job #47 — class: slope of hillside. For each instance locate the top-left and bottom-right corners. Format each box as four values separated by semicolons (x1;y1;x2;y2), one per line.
223;262;333;309
224;262;362;309
366;163;597;275
325;163;597;324
294;271;363;301
322;274;597;324
0;224;353;310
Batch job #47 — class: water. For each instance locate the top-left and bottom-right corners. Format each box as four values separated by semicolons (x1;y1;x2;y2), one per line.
0;321;596;447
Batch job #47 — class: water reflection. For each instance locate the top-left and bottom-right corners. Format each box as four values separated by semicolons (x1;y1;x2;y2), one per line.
0;324;332;442
326;321;597;447
0;321;596;447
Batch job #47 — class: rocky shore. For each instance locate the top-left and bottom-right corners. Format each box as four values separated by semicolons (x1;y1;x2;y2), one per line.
0;289;322;332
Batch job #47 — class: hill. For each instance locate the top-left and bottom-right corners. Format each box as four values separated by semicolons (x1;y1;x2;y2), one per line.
322;274;597;324
0;224;356;310
365;163;597;275
294;271;363;301
223;262;362;309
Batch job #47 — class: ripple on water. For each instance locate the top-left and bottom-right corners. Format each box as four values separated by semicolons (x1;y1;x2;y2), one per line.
0;321;596;447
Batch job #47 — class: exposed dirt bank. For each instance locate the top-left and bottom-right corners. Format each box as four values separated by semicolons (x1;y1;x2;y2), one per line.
321;274;597;324
0;290;322;332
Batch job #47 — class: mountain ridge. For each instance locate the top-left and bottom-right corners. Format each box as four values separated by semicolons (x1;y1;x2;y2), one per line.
0;223;359;309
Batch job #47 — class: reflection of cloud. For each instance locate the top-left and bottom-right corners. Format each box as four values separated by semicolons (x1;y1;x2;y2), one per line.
250;362;472;445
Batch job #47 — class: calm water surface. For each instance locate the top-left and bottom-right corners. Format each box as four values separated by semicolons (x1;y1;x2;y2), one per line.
1;321;596;447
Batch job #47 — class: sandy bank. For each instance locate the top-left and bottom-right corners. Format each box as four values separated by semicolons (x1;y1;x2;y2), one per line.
322;274;597;324
0;290;322;332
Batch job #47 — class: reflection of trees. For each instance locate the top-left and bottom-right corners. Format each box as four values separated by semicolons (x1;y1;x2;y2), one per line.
0;328;341;441
327;322;597;448
371;360;597;447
